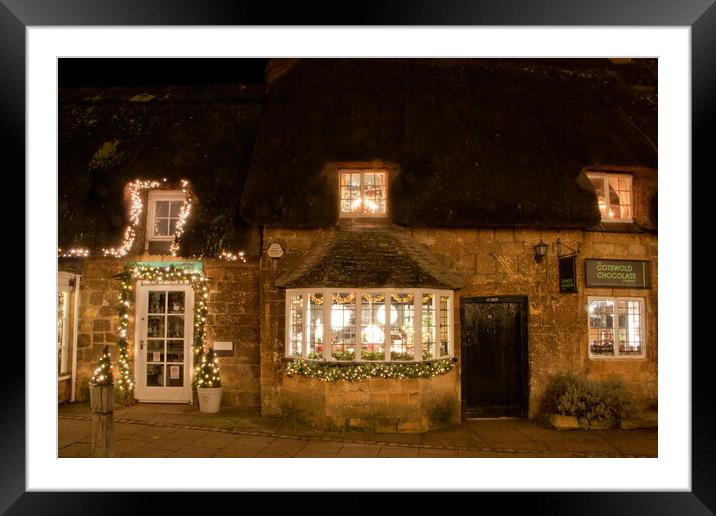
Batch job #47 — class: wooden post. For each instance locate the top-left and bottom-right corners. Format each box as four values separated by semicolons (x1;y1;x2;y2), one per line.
89;383;114;458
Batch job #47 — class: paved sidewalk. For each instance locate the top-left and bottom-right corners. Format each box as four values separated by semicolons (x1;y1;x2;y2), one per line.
58;403;657;458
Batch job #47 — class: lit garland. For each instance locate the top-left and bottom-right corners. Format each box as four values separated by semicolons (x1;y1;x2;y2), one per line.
102;179;193;258
58;247;90;258
310;293;433;305
90;346;114;386
219;251;246;263
285;357;456;382
114;264;211;400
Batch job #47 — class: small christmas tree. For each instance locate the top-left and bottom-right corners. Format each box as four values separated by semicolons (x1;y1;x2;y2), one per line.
196;348;221;388
91;345;114;386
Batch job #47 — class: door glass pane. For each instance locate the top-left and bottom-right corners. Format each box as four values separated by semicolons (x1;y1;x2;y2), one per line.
147;316;165;338
148;292;165;314
147;340;164;363
166;340;184;362
146;364;164;386
167;364;184;387
166;315;184;338
168;292;185;313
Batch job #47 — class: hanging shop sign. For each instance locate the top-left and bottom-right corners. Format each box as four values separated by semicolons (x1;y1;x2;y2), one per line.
584;259;651;288
558;255;578;293
129;261;203;272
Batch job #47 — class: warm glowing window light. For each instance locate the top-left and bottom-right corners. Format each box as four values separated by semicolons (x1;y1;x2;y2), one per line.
339;169;387;217
286;289;453;362
586;172;633;223
587;296;645;358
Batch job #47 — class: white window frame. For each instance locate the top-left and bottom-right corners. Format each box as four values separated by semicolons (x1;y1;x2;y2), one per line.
146;190;186;242
587;296;646;359
585;172;634;223
284;288;454;362
338;168;389;219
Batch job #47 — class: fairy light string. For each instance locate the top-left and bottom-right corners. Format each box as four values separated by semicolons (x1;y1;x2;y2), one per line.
286;357;456;382
115;264;211;401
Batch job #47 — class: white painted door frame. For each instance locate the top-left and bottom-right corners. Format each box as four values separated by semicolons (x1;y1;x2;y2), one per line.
134;282;194;403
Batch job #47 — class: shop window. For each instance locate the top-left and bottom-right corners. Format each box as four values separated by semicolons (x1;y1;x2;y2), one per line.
588;297;645;358
146;190;186;241
339;169;387;217
586;172;633;222
286;288;453;362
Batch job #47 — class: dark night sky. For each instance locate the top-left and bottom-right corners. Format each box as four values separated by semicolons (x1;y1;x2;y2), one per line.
58;58;269;87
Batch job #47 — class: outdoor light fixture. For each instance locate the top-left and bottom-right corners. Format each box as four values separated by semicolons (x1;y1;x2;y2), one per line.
534;239;549;263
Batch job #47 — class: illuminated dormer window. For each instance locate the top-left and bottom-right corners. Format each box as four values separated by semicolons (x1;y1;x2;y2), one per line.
146;190;186;241
339;169;387;218
586;172;633;223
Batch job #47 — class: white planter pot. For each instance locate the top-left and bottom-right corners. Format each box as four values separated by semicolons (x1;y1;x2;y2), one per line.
197;386;223;413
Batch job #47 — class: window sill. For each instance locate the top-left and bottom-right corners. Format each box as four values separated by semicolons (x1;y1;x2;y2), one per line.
588;355;647;361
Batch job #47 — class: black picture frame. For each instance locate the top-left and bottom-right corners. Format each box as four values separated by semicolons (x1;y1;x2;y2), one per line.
4;0;710;513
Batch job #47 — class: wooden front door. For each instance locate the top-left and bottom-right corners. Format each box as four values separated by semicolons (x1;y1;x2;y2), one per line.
461;297;528;418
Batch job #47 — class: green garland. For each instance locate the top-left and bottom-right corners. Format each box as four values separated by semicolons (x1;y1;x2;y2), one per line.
115;264;210;401
285;357;456;382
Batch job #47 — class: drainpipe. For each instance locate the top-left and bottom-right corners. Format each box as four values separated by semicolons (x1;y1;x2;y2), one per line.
70;274;80;402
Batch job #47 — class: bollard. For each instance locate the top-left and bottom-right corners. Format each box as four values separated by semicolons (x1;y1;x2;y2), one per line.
89;382;114;457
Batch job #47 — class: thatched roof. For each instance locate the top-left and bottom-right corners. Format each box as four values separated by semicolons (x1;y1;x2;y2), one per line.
276;226;465;289
241;58;657;230
58;84;264;256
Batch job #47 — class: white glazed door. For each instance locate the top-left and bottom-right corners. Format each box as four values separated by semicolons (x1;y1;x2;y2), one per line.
135;284;194;403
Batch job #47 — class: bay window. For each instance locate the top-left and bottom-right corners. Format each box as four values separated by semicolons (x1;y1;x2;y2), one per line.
285;289;454;361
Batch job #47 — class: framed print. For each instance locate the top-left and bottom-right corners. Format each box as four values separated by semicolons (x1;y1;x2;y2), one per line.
4;0;712;513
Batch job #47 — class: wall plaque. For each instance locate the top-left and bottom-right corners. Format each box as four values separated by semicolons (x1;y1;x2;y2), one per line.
267;243;284;258
558;255;578;293
584;259;651;288
213;341;234;357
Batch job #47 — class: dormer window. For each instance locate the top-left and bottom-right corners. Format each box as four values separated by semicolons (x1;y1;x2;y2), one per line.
586;172;633;222
146;190;185;241
339;169;387;217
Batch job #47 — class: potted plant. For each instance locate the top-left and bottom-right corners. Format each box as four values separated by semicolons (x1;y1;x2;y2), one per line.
195;348;223;413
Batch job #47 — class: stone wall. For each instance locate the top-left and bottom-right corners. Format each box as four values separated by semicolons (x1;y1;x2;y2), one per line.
281;370;460;432
260;226;658;420
65;257;261;408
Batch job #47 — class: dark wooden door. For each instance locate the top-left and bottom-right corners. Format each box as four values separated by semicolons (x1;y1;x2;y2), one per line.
461;297;527;418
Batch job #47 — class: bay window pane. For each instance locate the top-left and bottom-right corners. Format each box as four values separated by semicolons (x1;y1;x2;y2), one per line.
288;294;304;357
331;292;356;360
422;294;436;359
361;292;385;360
308;293;324;359
589;299;615;355
439;295;450;357
390;293;414;360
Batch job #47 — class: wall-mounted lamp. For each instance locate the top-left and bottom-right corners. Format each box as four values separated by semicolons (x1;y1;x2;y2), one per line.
534;239;549;263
